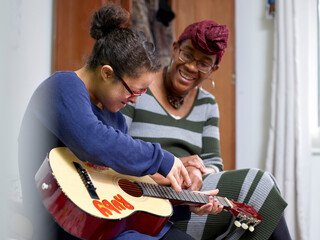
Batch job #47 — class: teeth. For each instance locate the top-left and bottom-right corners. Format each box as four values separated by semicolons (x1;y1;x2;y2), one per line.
180;70;194;80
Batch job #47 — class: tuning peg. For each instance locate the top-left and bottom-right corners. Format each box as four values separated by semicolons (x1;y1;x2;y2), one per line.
234;220;241;228
241;223;248;230
249;226;255;232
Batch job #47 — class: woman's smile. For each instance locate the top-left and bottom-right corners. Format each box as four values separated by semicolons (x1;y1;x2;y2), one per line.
179;69;196;82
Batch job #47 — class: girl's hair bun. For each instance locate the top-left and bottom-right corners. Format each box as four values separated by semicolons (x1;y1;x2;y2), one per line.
87;4;161;76
90;4;129;40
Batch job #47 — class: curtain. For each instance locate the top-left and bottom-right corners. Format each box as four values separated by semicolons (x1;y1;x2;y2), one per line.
265;1;313;239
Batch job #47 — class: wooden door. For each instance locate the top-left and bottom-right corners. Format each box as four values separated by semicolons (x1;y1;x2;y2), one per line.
172;0;235;170
53;0;132;72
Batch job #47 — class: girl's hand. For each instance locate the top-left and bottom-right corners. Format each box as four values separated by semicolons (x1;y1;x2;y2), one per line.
190;189;223;216
166;157;191;192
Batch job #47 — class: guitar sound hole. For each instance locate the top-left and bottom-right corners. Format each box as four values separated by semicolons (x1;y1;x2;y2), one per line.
118;179;143;197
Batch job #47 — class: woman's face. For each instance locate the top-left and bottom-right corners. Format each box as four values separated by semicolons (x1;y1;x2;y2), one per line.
169;39;218;95
97;69;154;112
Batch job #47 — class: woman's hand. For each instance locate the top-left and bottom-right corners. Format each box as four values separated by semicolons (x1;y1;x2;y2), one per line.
190;189;223;216
183;166;203;191
150;161;205;189
166;157;191;192
181;155;217;177
180;155;206;174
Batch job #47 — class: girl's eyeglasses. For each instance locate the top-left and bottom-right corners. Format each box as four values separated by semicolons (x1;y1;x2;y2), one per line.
115;73;147;98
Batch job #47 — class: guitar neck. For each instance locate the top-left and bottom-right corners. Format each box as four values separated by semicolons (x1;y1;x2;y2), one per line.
135;181;233;209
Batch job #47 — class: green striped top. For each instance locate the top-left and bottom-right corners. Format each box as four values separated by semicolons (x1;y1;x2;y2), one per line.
121;87;223;173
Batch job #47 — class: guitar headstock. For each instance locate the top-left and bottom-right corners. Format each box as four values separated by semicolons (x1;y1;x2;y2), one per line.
218;198;262;232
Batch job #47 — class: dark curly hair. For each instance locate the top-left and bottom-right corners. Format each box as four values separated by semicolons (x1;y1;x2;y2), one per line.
87;4;161;78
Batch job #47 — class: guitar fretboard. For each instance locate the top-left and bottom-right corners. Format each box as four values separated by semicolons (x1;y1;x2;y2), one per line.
135;181;232;208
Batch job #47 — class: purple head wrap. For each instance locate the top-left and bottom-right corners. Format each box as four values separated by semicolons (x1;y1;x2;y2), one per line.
177;20;229;64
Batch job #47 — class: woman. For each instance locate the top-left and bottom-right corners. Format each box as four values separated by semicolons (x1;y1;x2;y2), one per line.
18;5;222;240
121;20;291;239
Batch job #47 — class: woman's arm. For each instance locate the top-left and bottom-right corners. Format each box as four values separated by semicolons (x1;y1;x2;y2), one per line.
200;97;223;172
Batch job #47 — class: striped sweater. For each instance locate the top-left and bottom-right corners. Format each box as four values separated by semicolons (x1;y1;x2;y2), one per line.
121;87;223;174
121;87;287;240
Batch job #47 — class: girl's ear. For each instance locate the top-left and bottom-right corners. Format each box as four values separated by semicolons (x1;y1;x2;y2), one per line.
100;64;114;81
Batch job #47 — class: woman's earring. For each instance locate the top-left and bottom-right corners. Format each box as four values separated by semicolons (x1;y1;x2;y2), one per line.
212;81;215;89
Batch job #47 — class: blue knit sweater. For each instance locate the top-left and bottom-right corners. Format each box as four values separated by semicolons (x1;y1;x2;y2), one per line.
18;71;177;239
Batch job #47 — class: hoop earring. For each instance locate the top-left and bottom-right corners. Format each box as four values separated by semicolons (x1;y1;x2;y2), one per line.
212;81;215;89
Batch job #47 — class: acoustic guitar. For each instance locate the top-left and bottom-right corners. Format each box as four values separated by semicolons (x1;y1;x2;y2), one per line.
35;147;262;240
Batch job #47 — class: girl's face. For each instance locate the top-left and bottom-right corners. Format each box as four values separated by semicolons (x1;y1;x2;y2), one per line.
97;69;154;112
169;39;218;96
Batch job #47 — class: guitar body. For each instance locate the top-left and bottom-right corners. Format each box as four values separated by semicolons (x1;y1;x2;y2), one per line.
35;147;172;240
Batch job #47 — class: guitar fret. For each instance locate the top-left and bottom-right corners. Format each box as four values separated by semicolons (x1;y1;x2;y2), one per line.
167;187;180;200
156;185;168;199
163;186;175;199
151;184;163;198
216;196;224;206
181;190;192;202
146;183;154;197
192;192;207;203
162;186;174;200
178;190;187;201
190;192;202;204
181;190;190;201
187;191;196;202
143;182;157;197
188;192;197;202
139;182;148;195
216;196;232;208
197;193;208;204
171;188;181;200
144;183;154;196
198;193;209;204
217;196;227;207
178;190;188;201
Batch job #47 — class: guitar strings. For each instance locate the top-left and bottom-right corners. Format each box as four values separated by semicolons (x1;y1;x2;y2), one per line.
118;180;210;202
115;181;231;208
86;170;212;203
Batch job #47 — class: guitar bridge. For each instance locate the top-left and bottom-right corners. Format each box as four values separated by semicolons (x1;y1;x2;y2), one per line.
73;161;99;200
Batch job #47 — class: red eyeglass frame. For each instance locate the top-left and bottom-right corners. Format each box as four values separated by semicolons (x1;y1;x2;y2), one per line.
116;73;147;98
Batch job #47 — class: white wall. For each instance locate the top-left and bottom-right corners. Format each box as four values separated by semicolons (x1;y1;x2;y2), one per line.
0;0;53;238
235;0;274;170
236;1;319;239
1;0;53;173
